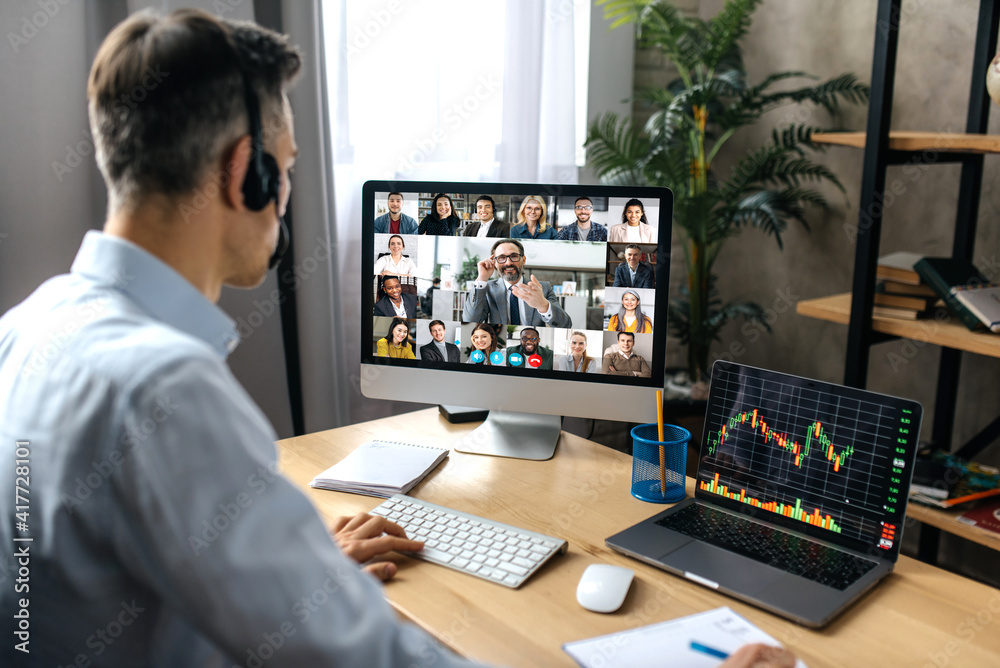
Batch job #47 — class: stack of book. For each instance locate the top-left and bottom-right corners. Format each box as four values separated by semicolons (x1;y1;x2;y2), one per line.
914;257;1000;332
874;252;939;320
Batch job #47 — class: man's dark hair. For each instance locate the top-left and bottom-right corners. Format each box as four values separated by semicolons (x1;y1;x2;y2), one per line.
625;244;642;252
475;195;496;212
432;277;441;285
387;192;403;200
87;9;301;212
520;327;539;338
618;331;635;342
491;238;525;256
428;320;445;331
574;196;592;206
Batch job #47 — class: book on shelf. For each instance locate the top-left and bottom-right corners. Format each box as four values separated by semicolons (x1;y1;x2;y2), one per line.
310;440;449;498
957;497;1000;535
877;251;924;285
874;283;936;311
914;257;989;331
872;304;925;320
952;283;1000;333
909;451;1000;508
880;279;938;298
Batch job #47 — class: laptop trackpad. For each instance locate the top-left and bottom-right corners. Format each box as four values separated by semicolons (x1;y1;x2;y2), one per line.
663;542;784;595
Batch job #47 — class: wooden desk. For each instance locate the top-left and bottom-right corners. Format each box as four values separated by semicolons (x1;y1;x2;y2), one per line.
278;409;1000;667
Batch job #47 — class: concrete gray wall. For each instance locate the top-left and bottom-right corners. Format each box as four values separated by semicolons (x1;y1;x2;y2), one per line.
627;0;1000;461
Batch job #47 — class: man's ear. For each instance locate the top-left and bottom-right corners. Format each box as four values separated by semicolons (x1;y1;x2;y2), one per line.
223;135;253;211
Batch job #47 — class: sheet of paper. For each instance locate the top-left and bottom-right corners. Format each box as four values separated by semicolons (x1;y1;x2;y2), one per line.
563;607;807;668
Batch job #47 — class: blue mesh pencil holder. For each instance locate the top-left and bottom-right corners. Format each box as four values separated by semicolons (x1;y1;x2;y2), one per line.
630;423;690;503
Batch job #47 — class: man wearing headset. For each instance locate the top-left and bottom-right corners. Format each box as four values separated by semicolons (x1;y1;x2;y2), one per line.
0;10;793;668
0;9;483;668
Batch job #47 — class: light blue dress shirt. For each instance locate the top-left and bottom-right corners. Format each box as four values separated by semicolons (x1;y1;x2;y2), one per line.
0;232;482;667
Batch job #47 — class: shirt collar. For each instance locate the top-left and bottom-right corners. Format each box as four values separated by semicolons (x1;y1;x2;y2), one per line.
71;231;240;359
502;276;524;290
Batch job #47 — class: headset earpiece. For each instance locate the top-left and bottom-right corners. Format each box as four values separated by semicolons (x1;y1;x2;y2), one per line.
239;75;288;268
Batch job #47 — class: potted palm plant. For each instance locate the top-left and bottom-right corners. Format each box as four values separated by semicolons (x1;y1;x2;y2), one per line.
587;0;868;387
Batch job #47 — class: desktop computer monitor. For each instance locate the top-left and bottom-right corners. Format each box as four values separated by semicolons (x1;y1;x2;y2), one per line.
360;180;673;460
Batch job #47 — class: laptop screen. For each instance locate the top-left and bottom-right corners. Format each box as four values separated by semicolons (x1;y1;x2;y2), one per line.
697;361;922;559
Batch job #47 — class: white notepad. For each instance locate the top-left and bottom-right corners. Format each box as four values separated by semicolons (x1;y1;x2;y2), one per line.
310;440;449;498
563;607;807;668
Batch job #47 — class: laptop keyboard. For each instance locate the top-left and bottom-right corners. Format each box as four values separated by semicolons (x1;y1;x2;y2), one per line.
656;504;878;590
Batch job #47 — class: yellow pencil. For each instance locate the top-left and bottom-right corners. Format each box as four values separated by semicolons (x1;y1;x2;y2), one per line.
656;390;666;496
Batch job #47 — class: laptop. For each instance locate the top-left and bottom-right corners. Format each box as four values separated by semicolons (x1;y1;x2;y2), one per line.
607;361;922;627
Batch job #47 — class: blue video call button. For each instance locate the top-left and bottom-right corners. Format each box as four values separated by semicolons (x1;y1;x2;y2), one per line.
490;351;505;365
470;350;485;364
507;352;523;367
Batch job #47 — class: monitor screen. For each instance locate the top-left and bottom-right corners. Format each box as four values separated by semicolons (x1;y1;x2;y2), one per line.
360;180;673;432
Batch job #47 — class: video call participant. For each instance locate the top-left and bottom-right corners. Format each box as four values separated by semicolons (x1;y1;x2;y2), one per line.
0;10;501;668
508;326;553;370
418;193;461;235
420;319;460;362
373;234;417;276
554;331;601;373
468;322;505;365
462;195;510;238
603;331;652;377
374;275;417;317
374;191;418;234
509;195;557;239
608;198;656;243
556;196;607;241
463;238;571;327
377;317;415;358
608;289;652;333
613;244;654;288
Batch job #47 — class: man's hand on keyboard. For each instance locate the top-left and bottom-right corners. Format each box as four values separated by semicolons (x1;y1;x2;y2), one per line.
331;512;425;581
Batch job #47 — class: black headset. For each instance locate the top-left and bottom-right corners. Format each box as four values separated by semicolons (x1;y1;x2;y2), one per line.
240;76;289;269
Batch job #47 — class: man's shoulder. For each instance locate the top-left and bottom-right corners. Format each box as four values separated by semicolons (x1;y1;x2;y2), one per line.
5;282;226;395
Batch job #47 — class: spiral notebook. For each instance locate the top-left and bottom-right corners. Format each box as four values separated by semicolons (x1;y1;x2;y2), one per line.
310;440;449;498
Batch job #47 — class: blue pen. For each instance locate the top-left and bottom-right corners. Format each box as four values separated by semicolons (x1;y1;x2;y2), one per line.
690;641;730;660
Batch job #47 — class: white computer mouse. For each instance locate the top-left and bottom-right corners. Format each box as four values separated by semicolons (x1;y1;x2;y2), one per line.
576;564;635;613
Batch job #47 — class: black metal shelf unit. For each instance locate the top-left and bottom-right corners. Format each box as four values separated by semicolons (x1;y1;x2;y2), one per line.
845;0;1000;460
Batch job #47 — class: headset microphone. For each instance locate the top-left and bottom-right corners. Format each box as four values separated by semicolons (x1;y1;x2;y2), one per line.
240;76;288;270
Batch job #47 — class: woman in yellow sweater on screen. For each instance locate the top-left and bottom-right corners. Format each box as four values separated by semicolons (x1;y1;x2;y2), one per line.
607;289;652;333
376;317;416;359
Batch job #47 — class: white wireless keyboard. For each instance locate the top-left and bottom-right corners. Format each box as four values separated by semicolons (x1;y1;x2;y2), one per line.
371;494;568;588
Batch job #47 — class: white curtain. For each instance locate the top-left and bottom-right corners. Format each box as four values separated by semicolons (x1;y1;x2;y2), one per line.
499;0;580;185
322;0;584;424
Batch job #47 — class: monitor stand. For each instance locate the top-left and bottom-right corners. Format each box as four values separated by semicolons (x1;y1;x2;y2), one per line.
453;411;561;461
